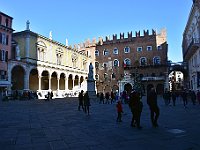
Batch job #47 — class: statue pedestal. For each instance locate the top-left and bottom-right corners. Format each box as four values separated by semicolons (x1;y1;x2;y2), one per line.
87;79;97;100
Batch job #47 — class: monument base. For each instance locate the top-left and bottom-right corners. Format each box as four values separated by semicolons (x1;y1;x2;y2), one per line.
87;79;97;100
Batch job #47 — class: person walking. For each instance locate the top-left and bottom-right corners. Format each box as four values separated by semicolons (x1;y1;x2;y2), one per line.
181;89;188;108
197;90;200;105
99;93;104;104
83;91;90;115
78;90;84;111
147;88;160;128
116;100;123;122
171;91;177;106
129;90;143;129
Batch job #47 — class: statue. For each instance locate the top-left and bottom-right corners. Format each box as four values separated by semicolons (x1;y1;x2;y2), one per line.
49;31;52;40
16;45;21;60
88;63;94;80
26;20;30;30
66;38;68;46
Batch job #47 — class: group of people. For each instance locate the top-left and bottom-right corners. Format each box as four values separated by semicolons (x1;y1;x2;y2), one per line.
78;90;91;115
163;89;200;107
116;87;160;129
98;91;117;104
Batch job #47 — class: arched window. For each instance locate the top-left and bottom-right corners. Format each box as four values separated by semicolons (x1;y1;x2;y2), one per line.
95;50;99;56
140;57;147;66
104;73;108;81
103;49;109;56
95;61;99;68
153;56;161;65
124;58;131;67
124;46;130;53
113;48;118;55
95;74;99;80
113;59;119;67
0;15;2;25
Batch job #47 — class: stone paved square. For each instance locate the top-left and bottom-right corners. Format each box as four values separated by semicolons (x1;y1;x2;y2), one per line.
0;96;200;150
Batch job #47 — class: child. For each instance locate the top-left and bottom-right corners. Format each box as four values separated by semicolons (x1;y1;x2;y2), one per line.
116;100;123;122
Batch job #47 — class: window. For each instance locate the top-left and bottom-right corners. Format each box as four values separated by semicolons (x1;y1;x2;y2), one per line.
95;74;99;80
95;62;99;68
104;73;108;81
147;46;152;51
153;56;161;65
113;59;119;67
111;73;116;79
137;47;142;52
57;54;62;65
157;45;162;50
0;32;2;44
0;70;6;80
0;15;2;25
124;58;131;67
103;49;109;56
2;33;6;45
124;46;130;53
113;48;118;54
140;57;146;66
0;50;5;61
95;50;99;56
5;18;9;27
6;35;9;45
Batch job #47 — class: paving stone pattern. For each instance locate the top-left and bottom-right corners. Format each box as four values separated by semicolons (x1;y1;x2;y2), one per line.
0;96;200;150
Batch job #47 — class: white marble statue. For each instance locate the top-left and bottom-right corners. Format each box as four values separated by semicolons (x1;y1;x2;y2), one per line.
16;45;21;60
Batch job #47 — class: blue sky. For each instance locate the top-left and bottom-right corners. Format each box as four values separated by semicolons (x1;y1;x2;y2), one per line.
1;0;192;62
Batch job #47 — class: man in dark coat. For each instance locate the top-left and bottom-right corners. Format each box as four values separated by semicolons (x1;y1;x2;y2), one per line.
78;90;84;111
147;88;160;127
129;90;143;129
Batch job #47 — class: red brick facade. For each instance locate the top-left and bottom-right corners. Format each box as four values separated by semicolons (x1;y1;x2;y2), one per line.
95;29;168;95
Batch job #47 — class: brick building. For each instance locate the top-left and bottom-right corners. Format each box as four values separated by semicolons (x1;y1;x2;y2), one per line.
95;29;168;95
0;12;13;98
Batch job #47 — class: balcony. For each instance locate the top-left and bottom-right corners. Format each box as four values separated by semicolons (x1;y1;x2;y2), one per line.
183;38;200;61
141;76;165;81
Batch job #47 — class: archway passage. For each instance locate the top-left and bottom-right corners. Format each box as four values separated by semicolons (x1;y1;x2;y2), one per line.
68;74;73;90
41;71;49;90
29;69;38;91
51;72;57;91
60;73;65;90
124;83;132;95
11;65;25;90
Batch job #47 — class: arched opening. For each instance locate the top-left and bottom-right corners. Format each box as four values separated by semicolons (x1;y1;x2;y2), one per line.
11;65;25;90
74;75;79;86
124;83;132;95
156;84;164;95
68;74;73;90
60;73;65;90
80;76;84;85
41;71;49;90
29;69;38;91
51;72;58;91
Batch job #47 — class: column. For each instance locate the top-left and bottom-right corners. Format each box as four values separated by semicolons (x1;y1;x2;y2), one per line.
49;76;51;90
72;77;74;91
24;71;29;91
65;78;68;91
25;34;30;58
78;77;81;88
57;78;60;90
38;76;41;90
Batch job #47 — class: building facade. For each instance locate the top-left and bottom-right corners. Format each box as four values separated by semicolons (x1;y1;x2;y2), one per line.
95;29;168;95
0;12;13;98
8;21;92;99
182;0;200;90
